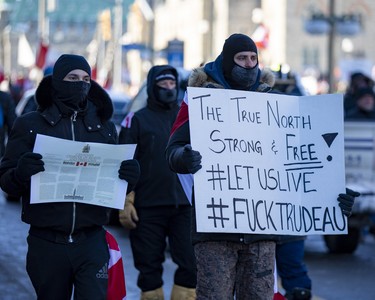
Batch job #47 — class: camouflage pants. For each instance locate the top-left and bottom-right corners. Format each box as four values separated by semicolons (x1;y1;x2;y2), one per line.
195;240;275;300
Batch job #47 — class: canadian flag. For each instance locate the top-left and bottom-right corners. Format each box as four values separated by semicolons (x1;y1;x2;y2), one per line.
106;231;127;300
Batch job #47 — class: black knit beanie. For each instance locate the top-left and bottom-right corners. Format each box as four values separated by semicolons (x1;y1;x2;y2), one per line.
222;33;258;76
52;54;91;81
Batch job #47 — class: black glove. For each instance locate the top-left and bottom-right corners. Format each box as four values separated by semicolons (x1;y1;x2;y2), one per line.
181;144;202;174
15;152;45;182
118;159;140;188
337;188;360;217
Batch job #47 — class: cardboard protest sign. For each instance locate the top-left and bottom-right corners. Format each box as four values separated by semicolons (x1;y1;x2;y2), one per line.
187;87;346;235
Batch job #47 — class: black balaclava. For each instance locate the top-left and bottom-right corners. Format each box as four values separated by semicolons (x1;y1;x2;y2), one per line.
222;33;259;91
52;54;91;112
154;70;177;104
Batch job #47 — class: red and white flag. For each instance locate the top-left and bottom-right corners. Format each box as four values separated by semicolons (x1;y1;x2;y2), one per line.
35;40;49;69
121;112;134;129
106;231;127;300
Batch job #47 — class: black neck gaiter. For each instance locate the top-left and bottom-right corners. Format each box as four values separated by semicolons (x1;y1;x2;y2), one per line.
52;78;91;112
226;64;260;91
157;87;177;104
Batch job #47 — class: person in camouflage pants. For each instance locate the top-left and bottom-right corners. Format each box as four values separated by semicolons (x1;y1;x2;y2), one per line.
195;241;274;299
166;33;277;299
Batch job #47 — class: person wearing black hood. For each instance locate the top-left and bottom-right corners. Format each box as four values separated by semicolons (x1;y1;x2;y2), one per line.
118;65;196;300
165;33;359;300
0;54;140;299
345;87;375;120
344;72;374;115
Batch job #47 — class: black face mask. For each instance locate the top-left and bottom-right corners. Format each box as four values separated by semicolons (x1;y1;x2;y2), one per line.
227;64;259;91
52;79;91;110
157;87;177;103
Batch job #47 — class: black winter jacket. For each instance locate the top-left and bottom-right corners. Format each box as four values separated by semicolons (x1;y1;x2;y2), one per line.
0;76;117;236
119;65;188;208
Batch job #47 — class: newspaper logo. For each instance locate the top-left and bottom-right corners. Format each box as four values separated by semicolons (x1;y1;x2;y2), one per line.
82;144;90;153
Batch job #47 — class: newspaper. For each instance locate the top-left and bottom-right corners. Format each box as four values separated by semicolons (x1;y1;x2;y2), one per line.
31;134;136;209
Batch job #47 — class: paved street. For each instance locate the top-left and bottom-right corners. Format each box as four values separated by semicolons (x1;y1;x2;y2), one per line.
0;198;34;300
0;193;175;300
1;192;375;300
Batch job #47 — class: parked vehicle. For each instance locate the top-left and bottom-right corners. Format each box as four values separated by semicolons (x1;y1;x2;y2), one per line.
324;121;375;253
105;89;131;132
15;88;37;116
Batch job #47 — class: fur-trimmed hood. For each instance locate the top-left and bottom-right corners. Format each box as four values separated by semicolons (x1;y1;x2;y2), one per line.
35;75;113;121
188;55;275;92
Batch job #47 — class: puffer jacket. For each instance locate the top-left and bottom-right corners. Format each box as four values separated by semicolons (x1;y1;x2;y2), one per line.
166;55;280;244
0;75;117;236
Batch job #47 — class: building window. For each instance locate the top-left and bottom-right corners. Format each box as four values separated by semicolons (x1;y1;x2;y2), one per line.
303;46;319;67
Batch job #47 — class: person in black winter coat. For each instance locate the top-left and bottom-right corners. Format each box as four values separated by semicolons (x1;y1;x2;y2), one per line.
166;33;359;300
118;65;196;300
345;87;375;121
166;33;277;300
344;72;374;115
0;54;140;300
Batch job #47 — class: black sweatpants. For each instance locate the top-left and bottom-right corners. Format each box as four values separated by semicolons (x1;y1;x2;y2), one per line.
130;205;197;291
26;229;109;300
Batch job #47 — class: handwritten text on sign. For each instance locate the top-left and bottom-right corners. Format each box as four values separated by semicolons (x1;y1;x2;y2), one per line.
188;87;346;235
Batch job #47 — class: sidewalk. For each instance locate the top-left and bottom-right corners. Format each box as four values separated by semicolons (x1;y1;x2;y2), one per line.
0;198;34;299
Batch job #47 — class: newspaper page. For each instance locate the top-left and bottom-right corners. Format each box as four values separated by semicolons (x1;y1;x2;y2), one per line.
31;134;136;209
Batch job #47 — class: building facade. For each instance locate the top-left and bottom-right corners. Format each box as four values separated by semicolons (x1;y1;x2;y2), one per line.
1;0;375;93
125;0;375;93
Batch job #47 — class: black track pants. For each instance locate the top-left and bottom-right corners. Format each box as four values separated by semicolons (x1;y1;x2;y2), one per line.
26;229;109;300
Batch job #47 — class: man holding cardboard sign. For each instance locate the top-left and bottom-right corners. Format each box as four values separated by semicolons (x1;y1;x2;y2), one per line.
166;33;358;300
